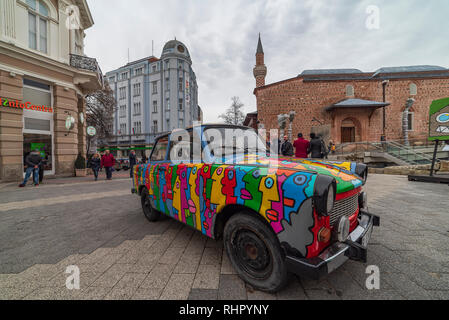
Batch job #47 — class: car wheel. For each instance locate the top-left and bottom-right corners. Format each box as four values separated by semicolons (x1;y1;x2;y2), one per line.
223;212;288;293
141;187;160;222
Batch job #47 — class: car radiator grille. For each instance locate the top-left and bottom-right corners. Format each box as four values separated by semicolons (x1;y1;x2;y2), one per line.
329;193;359;226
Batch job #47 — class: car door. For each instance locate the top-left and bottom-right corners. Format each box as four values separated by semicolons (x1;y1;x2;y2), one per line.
148;136;170;214
166;130;195;226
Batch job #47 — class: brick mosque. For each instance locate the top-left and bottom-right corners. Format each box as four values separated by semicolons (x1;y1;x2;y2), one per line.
252;35;449;144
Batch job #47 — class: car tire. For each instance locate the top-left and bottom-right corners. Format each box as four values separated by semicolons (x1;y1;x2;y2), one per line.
141;187;160;222
223;212;288;293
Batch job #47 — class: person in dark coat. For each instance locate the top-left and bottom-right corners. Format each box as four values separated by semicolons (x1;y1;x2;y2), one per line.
101;150;116;180
19;150;41;187
129;150;137;178
281;135;294;157
293;133;310;158
37;155;48;183
308;133;326;159
91;153;101;181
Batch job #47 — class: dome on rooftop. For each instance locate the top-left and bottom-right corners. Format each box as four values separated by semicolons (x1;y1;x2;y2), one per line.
162;39;190;59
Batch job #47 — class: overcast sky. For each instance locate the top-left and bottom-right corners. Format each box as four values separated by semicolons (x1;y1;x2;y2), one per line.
84;0;449;123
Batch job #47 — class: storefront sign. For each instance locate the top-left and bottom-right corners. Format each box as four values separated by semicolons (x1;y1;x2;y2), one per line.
87;126;97;136
65;116;75;130
0;97;53;113
429;97;449;141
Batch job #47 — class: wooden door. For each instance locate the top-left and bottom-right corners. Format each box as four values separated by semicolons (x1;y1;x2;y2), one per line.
341;127;355;143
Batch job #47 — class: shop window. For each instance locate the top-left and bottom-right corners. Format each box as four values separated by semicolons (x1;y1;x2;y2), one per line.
23;134;53;172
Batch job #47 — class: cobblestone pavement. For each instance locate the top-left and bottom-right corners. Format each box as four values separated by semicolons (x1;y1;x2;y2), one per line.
0;175;448;300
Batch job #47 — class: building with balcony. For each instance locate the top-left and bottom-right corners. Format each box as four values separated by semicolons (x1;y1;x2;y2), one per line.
104;39;199;158
0;0;103;182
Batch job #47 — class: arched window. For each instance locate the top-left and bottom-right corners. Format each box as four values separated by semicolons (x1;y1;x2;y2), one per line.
346;85;354;97
27;0;49;54
410;83;417;96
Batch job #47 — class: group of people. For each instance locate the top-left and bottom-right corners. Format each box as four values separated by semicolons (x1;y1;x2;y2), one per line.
89;149;116;181
277;133;336;159
89;150;146;181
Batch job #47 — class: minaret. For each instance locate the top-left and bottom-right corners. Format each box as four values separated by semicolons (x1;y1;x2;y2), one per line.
253;33;267;88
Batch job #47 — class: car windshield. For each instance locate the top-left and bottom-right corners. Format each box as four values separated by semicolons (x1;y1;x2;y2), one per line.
203;127;267;158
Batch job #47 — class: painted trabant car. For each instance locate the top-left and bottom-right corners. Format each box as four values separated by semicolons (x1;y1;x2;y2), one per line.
132;124;379;292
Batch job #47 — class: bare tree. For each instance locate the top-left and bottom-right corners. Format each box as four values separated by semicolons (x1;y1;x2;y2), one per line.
219;96;246;125
85;83;116;155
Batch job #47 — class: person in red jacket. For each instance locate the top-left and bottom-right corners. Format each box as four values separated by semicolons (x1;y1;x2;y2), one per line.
101;149;116;180
293;133;310;158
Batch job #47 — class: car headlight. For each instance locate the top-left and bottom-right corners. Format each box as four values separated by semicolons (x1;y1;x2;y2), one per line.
336;216;350;242
313;175;337;216
355;163;368;184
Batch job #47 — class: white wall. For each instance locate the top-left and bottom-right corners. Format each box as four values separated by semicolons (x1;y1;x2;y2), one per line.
0;0;88;65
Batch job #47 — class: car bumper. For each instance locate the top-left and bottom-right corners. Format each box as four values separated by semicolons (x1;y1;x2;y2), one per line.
285;210;380;280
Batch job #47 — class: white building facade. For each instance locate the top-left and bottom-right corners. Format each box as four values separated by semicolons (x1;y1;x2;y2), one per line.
105;40;200;155
0;0;103;182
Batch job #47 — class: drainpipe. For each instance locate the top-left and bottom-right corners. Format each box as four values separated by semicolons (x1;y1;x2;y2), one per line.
403;98;415;147
381;80;389;141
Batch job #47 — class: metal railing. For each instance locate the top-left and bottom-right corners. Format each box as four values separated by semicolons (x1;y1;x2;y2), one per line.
70;53;104;87
334;139;446;166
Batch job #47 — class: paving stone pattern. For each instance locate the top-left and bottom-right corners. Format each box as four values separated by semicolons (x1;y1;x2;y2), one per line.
0;174;448;300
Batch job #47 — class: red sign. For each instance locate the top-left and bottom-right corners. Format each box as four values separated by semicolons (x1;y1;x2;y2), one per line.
0;97;53;113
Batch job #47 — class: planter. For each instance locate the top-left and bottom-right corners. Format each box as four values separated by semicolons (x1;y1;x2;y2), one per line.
75;169;87;177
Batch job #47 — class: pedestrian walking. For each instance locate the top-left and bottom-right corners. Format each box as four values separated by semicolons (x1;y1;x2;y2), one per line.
129;150;137;178
281;135;294;157
91;153;101;181
19;149;41;187
308;133;326;159
141;154;147;164
328;140;336;155
293;133;310;158
101;149;116;180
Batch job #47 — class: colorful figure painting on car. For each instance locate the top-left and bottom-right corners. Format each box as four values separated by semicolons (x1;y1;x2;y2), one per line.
134;154;363;258
428;97;449;141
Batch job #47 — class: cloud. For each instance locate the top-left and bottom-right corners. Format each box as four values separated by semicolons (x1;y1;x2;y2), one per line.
84;0;449;123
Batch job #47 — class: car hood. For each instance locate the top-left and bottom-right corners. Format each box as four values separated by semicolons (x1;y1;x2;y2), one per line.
221;154;364;194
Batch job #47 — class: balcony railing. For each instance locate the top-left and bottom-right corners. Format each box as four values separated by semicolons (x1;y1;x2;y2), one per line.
70;53;104;88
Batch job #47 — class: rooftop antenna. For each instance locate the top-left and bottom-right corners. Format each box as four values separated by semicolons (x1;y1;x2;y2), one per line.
127;48;130;63
152;40;154;56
